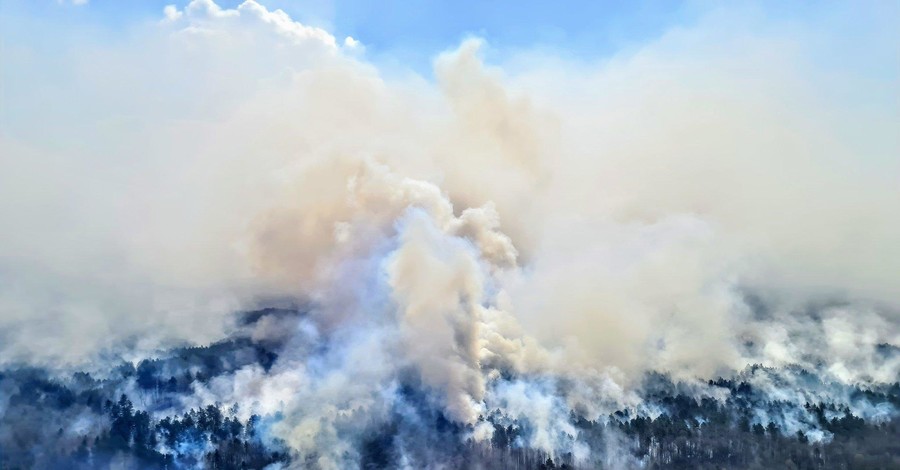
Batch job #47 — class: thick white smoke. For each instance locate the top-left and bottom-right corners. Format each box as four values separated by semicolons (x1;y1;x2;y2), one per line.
1;0;898;466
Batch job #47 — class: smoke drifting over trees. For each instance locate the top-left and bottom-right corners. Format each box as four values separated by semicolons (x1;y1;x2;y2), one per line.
2;309;899;468
1;0;898;468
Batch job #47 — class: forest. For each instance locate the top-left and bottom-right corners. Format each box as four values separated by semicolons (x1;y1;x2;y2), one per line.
2;310;898;469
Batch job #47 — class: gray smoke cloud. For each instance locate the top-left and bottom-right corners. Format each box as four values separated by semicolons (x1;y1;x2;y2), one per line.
1;0;898;467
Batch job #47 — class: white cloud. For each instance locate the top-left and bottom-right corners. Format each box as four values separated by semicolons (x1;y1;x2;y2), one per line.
163;5;182;22
343;36;360;49
167;0;337;49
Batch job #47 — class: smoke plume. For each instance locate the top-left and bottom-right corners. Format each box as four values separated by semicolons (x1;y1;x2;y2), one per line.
1;0;898;468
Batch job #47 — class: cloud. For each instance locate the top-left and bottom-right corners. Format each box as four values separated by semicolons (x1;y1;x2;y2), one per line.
343;36;360;49
163;5;182;22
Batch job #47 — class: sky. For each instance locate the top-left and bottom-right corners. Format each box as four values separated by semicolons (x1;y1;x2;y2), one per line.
0;0;898;375
3;1;859;76
2;1;693;66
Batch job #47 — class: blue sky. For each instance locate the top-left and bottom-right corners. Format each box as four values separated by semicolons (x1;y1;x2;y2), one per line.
1;0;702;72
3;1;895;76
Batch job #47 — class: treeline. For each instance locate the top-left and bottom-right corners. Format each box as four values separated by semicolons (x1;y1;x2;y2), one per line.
83;394;287;469
0;379;288;470
348;377;900;469
604;396;900;469
1;320;898;469
3;364;899;469
354;401;900;469
0;333;288;469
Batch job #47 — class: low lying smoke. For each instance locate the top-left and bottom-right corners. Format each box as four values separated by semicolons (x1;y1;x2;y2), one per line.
1;0;898;467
